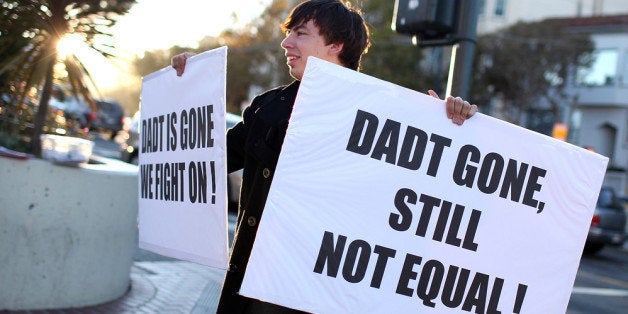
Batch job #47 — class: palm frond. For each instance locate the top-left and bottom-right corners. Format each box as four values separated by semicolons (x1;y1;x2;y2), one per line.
0;0;137;155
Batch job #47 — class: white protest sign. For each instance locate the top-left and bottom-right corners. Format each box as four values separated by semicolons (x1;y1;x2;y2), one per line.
240;57;609;313
138;47;228;269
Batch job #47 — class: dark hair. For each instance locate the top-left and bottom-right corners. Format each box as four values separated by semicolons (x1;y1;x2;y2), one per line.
281;0;370;71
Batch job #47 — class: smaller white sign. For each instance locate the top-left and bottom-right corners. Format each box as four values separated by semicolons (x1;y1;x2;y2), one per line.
138;47;229;269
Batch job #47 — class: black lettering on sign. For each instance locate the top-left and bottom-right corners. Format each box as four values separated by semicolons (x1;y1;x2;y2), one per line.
441;266;471;308
311;232;528;312
461;272;505;314
140;163;153;199
155;163;162;200
188;161;207;204
342;239;371;283
523;166;547;213
389;188;480;251
167;112;178;151
141;119;148;153
453;144;547;212
180;105;215;151
346;110;452;176
153;162;186;202
180;109;189;150
395;254;511;313
141;115;165;153
371;245;396;288
513;284;528;314
140;162;186;202
398;126;429;170
370;118;400;165
396;253;423;296
428;134;452;176
417;259;445;307
389;188;417;232
313;231;347;278
346;110;378;155
313;231;396;289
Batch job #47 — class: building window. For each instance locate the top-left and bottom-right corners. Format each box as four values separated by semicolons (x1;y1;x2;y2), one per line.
494;0;506;16
576;49;618;87
479;0;486;15
622;50;628;86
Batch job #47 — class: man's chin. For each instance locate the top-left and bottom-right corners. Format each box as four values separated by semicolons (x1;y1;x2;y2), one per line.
289;68;304;81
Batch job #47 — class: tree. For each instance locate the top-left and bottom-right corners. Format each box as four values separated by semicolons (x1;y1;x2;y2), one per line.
471;20;594;129
359;0;433;92
0;0;135;156
130;0;434;113
200;0;432;111
131;0;292;115
205;0;293;113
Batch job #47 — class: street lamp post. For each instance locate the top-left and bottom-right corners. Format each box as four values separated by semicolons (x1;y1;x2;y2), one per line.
392;0;480;99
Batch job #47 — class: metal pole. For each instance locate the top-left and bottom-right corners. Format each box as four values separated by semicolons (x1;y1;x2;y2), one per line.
447;0;479;99
445;43;458;98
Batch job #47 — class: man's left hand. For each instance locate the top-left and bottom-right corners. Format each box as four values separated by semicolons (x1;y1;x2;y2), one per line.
428;90;478;126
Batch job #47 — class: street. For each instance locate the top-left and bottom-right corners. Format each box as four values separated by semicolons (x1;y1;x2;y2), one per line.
91;131;126;160
568;246;628;313
93;134;628;313
133;211;628;313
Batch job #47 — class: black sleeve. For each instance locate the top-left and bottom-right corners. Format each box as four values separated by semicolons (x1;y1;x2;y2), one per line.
226;87;282;173
226;102;256;173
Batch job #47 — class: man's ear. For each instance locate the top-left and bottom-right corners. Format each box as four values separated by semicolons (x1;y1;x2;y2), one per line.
329;42;343;56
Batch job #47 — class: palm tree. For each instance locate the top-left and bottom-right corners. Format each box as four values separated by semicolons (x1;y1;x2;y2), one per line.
0;0;135;156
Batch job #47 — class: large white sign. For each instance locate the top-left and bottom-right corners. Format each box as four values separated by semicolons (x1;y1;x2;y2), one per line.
240;57;609;313
138;47;228;269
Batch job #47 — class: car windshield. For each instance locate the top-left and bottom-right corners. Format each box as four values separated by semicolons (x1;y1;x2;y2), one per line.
226;113;242;129
597;187;624;210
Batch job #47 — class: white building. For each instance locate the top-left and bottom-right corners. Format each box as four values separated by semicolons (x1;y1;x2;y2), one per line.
478;0;628;34
471;1;628;193
558;15;628;193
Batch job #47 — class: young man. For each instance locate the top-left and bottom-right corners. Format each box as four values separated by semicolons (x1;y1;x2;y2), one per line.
171;1;477;312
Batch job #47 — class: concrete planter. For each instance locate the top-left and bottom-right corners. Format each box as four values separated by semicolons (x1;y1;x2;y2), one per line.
0;156;138;310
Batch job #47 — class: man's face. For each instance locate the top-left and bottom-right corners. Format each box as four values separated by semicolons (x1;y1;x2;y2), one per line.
281;20;342;80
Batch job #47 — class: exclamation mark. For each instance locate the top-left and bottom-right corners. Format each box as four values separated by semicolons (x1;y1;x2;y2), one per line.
513;284;528;314
210;161;216;204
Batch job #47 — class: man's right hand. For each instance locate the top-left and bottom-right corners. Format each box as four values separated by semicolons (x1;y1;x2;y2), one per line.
171;52;196;76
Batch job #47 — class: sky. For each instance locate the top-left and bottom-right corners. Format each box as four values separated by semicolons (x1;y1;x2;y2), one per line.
82;0;272;90
111;0;273;55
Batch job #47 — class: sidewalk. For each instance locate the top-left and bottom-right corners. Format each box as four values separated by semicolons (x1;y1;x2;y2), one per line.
1;257;227;314
0;254;225;314
3;215;625;314
83;260;226;314
1;213;237;314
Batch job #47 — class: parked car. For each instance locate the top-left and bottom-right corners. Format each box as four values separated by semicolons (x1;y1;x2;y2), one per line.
584;186;627;254
48;88;92;130
120;111;140;164
92;100;124;140
121;111;243;210
0;93;68;137
224;113;244;210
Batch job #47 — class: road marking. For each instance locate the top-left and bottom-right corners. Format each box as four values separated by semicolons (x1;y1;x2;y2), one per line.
577;269;628;288
572;287;628;297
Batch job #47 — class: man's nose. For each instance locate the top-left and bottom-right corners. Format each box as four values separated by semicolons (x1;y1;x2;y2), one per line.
281;34;293;49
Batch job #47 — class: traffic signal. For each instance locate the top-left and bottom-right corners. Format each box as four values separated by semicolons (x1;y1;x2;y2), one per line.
392;0;460;44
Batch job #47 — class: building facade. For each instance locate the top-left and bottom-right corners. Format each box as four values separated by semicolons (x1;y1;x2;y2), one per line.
471;1;628;193
477;0;628;34
561;15;628;193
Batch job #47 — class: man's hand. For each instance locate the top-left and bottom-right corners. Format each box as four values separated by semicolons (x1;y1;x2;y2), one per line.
171;52;196;76
428;90;478;126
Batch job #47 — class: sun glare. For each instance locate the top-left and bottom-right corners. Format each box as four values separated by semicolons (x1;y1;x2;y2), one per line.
57;34;85;59
54;33;123;91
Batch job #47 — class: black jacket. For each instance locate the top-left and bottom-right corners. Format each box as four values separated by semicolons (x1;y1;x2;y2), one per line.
217;81;307;313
